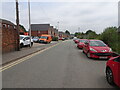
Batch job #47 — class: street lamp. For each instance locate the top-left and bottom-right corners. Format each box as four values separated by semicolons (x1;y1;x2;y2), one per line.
57;21;59;31
28;0;31;47
78;27;80;33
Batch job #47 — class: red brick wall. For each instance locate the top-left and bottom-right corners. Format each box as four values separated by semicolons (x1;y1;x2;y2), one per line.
31;30;48;37
2;23;18;53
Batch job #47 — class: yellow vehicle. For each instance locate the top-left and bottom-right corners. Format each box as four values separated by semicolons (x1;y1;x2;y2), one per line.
39;34;52;44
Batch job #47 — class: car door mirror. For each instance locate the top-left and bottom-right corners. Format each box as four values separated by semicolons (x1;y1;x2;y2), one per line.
23;38;26;41
85;42;88;45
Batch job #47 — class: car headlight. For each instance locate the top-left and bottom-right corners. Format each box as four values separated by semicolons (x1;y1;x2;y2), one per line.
109;48;112;52
90;48;97;52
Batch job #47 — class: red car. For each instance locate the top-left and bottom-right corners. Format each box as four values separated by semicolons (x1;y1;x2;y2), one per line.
74;39;79;43
83;40;113;59
77;39;88;49
106;55;120;87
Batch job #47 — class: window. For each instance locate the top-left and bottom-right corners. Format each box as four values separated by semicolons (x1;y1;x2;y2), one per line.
8;25;10;28
3;24;6;28
114;57;120;62
90;41;107;47
25;37;30;40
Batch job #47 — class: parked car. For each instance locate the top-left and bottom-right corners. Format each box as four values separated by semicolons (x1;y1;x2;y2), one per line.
106;55;120;87
20;35;33;48
74;39;79;43
83;40;113;59
77;39;88;49
33;36;39;43
39;34;52;44
59;37;65;41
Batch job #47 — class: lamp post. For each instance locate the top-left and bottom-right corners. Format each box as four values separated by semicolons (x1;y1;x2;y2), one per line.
16;0;20;51
57;21;59;31
78;27;80;33
28;0;31;47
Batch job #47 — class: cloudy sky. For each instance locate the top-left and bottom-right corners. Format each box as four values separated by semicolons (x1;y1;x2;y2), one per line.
1;0;119;34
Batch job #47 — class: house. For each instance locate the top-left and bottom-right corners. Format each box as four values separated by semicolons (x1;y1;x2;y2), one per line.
0;19;19;53
19;25;28;35
31;24;52;37
50;26;55;37
54;28;59;37
59;31;64;38
59;31;71;39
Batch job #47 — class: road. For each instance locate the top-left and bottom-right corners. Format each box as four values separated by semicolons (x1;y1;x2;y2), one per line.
2;40;115;88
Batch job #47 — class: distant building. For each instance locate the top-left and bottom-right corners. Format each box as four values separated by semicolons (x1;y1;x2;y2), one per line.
0;19;19;53
19;25;28;35
59;31;71;39
54;28;59;37
31;24;58;37
59;31;64;38
31;24;52;37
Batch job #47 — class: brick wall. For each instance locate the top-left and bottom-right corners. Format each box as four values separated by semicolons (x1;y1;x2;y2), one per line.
31;30;48;37
2;23;18;53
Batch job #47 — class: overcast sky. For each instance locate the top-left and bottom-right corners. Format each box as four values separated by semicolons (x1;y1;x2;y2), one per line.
1;0;119;34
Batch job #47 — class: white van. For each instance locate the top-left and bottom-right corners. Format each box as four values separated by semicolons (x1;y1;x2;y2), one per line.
20;35;33;48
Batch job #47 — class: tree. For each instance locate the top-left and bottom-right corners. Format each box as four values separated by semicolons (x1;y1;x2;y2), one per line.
85;30;98;39
65;30;70;35
99;27;120;53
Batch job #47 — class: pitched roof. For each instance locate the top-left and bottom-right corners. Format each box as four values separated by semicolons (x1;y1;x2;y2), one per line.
31;24;50;31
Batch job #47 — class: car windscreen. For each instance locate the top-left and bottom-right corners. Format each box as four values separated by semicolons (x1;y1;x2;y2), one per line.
80;40;87;43
40;36;47;39
33;37;39;39
20;36;24;40
90;41;107;47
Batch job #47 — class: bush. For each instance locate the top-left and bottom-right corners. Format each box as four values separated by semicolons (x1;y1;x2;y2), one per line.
99;27;120;54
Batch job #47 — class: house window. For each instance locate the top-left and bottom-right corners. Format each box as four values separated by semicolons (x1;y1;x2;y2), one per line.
8;25;10;28
3;24;6;28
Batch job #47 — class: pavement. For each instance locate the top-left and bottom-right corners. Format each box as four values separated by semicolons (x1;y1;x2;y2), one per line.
2;41;59;65
2;40;117;88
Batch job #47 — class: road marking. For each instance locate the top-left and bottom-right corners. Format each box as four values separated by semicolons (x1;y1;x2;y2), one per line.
0;43;60;72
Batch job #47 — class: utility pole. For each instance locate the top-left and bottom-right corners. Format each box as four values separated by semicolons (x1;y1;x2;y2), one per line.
16;0;20;51
28;0;31;47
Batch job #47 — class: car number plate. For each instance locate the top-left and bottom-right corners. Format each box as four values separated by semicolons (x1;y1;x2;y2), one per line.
99;57;108;59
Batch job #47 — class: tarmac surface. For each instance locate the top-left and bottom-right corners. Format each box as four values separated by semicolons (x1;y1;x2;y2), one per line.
2;40;117;88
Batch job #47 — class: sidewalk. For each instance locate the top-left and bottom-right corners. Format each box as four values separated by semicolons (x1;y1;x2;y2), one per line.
2;41;59;65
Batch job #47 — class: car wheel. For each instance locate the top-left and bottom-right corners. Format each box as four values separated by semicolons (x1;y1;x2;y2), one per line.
83;50;85;53
20;43;23;48
31;42;33;46
29;42;33;47
106;68;114;85
87;51;91;58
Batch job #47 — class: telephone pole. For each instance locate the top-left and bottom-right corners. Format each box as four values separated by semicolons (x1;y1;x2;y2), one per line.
16;0;20;51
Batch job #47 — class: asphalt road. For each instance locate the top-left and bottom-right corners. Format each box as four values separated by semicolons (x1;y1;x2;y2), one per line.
2;40;115;88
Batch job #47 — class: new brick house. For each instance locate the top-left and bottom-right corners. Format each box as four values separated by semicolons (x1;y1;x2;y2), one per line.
19;25;28;35
0;19;19;53
31;24;52;37
50;26;55;37
54;28;59;37
59;31;70;39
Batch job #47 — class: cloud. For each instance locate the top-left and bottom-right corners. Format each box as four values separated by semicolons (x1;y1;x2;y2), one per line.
1;1;118;34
